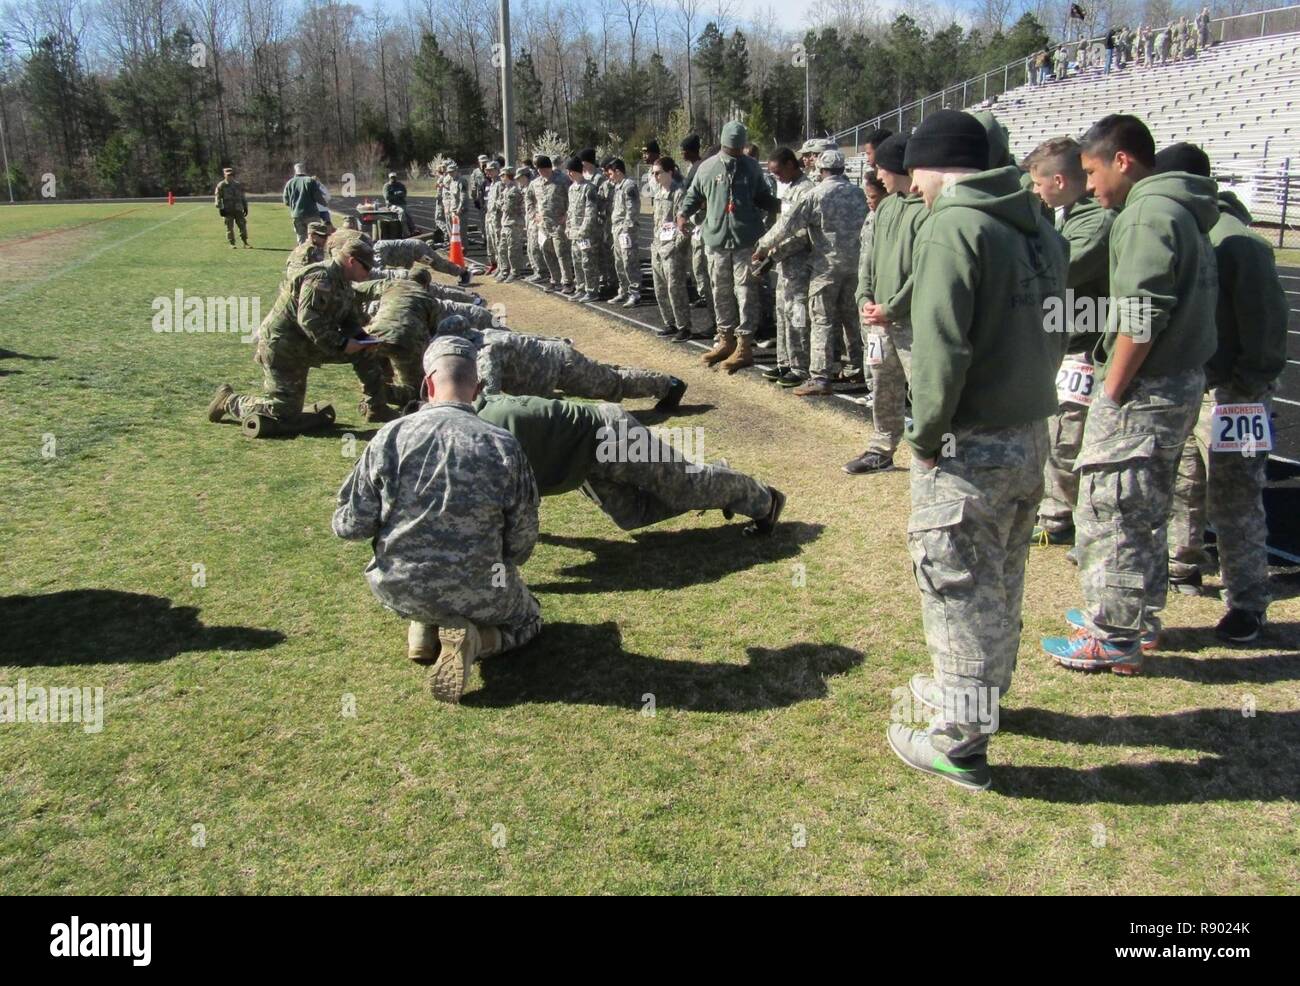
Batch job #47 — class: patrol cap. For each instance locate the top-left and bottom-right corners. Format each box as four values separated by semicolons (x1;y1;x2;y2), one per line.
387;171;397;179
501;165;516;177
720;121;748;150
335;236;375;269
222;166;234;174
307;220;331;237
817;149;845;170
422;335;478;376
446;160;459;170
435;314;471;337
486;160;499;171
478;154;489;162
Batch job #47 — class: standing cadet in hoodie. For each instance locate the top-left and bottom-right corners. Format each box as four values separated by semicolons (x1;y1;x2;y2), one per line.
1023;136;1116;544
607;159;642;307
677;121;780;373
845;133;926;474
884;110;1068;791
1156;143;1288;643
753;149;867;397
1042;115;1218;673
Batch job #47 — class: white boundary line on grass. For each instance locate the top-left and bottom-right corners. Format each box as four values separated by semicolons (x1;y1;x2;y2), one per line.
1;205;203;304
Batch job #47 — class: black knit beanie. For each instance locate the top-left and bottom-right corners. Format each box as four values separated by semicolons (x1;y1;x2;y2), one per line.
874;133;908;176
903;110;989;172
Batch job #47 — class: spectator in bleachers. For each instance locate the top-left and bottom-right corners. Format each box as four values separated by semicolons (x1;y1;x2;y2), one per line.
1156;24;1172;65
1198;7;1212;48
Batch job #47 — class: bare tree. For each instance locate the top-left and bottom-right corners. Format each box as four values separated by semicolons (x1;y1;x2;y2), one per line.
618;0;649;66
671;0;703;127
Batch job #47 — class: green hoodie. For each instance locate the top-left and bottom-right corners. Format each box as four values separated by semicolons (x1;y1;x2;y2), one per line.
1093;171;1219;382
677;152;779;250
905;166;1070;460
856;191;927;321
1205;189;1289;395
474;394;604;495
1058;192;1116;352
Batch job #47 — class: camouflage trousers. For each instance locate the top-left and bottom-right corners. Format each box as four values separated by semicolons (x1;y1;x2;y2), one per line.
651;244;692;331
907;422;1049;758
582;403;773;530
1074;368;1205;641
526;221;545;276
417;245;462;278
222;213;248;245
597;228;617;289
705;244;761;339
691;232;714;325
1037;397;1089;532
864;320;913;455
543;347;672;403
438;300;497;332
774;264;811;375
808;271;857;380
383;345;426;408
572;235;599;292
540;227;574;288
291;215;312;244
227;337;388;420
485;214;500;265
1168;389;1273;613
499;222;526;276
411;610;542;661
613;227;640;296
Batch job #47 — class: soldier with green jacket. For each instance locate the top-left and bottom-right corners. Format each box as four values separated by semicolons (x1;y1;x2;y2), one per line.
1023;136;1116;543
1043;115;1219;673
677;121;779;373
214;167;249;248
1157;143;1289;643
208;239;398;427
885;110;1069;791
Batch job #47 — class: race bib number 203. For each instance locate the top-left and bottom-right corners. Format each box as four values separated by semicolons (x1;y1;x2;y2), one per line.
1055;358;1095;406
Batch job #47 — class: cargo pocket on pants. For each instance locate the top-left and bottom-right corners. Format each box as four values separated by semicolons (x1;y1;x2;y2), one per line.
906;497;974;595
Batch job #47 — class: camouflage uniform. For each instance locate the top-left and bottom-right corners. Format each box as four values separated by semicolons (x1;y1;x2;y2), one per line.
373;238;463;277
650;179;693;332
567;176;601;294
537;171;573;289
214;177;248;245
589;170;616;292
332;401;542;651
484;177;502;267
609;176;641;298
441;172;468;232
354;278;439;406
581;403;773;530
498;180;527;277
524;176;545;276
1037;196;1114;532
858;192;925;450
445;325;673;402
909;423;1049;756
757;173;814;377
226;260;389;420
285;240;324;273
762;171;867;381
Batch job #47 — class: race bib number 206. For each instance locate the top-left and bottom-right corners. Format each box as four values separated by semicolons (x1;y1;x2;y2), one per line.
1211;403;1271;453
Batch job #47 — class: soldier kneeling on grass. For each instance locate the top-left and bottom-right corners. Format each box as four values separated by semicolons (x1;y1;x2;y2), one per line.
208;237;400;428
333;335;544;704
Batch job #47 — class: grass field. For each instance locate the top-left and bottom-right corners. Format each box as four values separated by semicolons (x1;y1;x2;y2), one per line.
1;201;1297;895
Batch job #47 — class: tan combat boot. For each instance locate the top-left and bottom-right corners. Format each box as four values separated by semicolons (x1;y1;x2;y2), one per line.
702;334;736;367
720;335;754;374
407;622;439;664
207;383;234;423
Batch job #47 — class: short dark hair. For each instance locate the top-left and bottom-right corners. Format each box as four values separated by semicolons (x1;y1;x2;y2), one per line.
642;139;660;154
865;173;887;195
609;158;627;174
655;156;677;176
768;147;799;169
864;128;893;148
1153;142;1211;177
564;156;583;173
578;147;597;164
1081;114;1156;168
535;154;552;169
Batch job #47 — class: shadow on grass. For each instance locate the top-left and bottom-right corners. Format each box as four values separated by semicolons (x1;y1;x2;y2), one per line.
995;707;1300;804
534;520;823;594
0;589;285;666
464;620;862;711
0;348;55;377
1146;622;1300;683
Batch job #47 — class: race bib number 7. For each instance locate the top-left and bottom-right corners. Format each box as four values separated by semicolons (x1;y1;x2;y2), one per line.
1055;358;1095;406
1211;403;1271;453
864;334;885;367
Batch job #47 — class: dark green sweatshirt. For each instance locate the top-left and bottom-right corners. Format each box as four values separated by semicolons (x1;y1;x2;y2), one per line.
1205;190;1289;396
474;394;603;495
905;166;1070;460
677;152;779;250
1058;193;1115;352
857;191;928;322
1093;171;1219;382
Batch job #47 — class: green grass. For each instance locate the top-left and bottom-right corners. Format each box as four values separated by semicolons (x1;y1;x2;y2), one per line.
1;202;1298;894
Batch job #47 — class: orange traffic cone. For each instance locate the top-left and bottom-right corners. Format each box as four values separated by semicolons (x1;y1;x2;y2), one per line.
448;213;465;267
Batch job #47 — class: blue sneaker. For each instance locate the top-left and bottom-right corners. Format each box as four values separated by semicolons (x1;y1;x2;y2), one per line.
1042;629;1142;675
1065;609;1158;652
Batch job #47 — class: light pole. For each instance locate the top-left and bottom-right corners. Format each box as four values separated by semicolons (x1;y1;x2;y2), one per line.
804;53;814;141
0;35;15;203
498;0;516;166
